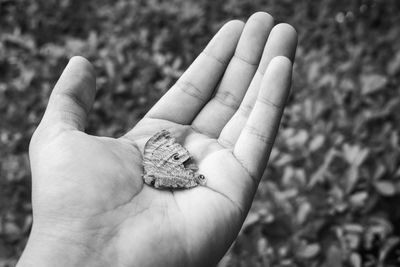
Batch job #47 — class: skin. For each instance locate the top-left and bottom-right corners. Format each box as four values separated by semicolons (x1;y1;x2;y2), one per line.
17;12;297;267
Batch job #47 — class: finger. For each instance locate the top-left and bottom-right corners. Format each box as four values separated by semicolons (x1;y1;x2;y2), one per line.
144;20;244;125
234;56;292;183
191;12;274;137
219;23;297;147
40;56;96;131
257;23;297;74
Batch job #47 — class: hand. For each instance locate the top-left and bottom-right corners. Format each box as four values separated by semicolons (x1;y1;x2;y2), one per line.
18;12;297;267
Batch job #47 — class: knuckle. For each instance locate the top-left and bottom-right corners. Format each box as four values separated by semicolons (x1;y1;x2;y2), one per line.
175;81;206;102
201;50;227;65
232;54;258;66
234;153;258;187
218;137;235;149
244;125;274;146
54;90;90;116
238;103;253;117
257;95;284;109
214;90;241;110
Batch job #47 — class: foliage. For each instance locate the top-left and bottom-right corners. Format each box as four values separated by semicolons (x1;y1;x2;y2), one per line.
1;0;400;266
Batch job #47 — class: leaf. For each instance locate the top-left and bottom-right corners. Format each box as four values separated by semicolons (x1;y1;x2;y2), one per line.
308;148;337;188
346;166;359;194
297;243;321;259
387;50;400;75
257;237;268;255
297;201;312;224
307;61;321;83
349;191;368;208
343;223;364;233
342;144;369;166
349;252;362;267
309;134;325;152
326;245;343;267
360;74;388;95
3;221;20;239
287;129;309;148
346;233;361;250
374;181;396;196
242;212;260;230
378;237;400;266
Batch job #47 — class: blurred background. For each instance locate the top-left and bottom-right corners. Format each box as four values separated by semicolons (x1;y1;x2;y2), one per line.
1;0;400;266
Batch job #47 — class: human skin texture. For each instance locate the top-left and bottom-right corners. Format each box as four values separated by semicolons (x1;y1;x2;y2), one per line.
17;12;297;267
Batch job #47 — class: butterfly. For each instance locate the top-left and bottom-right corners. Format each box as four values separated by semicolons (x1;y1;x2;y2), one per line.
142;129;206;189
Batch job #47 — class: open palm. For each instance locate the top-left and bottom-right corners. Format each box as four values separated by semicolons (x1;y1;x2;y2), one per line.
20;12;297;267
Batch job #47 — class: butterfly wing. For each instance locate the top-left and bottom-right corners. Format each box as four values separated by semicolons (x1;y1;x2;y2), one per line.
143;130;198;188
144;130;190;166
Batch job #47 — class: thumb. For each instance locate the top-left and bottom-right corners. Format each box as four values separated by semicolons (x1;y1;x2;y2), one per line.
40;56;96;132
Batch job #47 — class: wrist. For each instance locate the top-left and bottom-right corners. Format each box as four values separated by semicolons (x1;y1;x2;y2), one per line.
17;223;107;267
